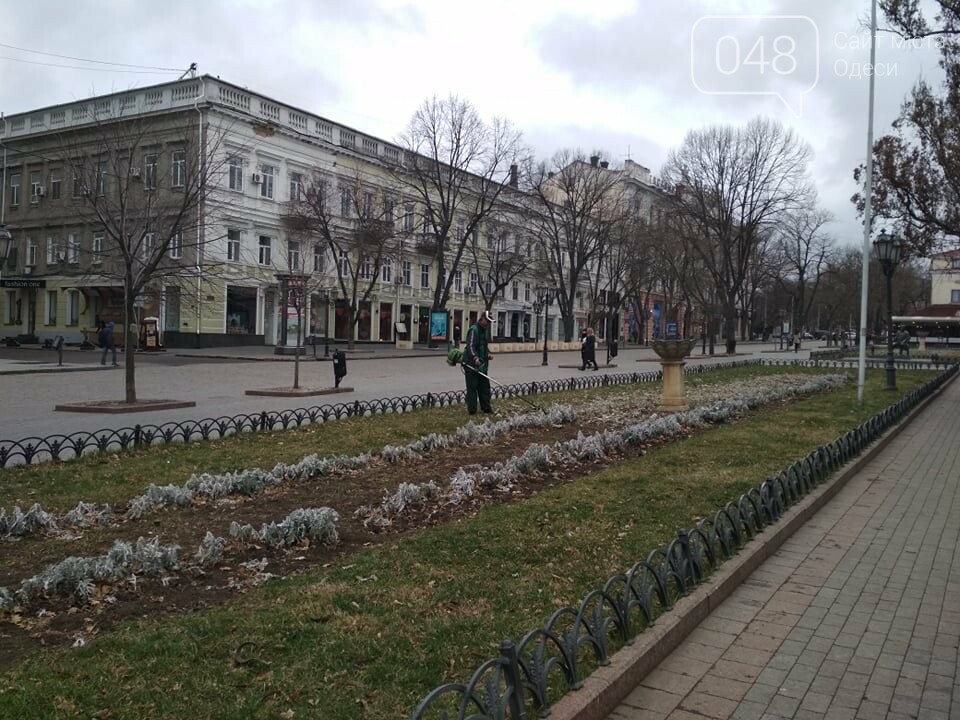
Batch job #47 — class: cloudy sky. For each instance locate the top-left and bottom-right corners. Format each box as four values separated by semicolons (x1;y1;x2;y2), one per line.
1;0;944;245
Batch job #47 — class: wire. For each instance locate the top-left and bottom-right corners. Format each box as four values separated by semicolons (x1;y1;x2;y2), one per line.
0;42;183;71
0;56;180;74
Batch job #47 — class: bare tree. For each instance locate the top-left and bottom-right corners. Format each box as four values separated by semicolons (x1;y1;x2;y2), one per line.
468;214;533;314
660;118;813;353
525;151;626;341
56;111;231;403
774;207;835;334
394;95;526;324
282;169;395;350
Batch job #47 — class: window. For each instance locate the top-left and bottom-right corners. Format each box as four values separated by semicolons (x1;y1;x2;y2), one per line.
144;153;158;190
142;232;156;259
72;172;82;198
50;171;62;200
401;260;412;286
384;198;395;223
313;243;325;272
469;272;478;294
381;256;393;283
951;258;960;270
47;237;60;265
67;234;79;264
454;270;463;293
338;250;350;276
289;172;303;201
92;233;103;264
259;164;275;199
95;161;106;196
30;172;42;203
228;156;243;191
512;280;519;301
172;150;186;188
227;229;241;262
486;233;494;249
456;222;465;241
68;291;80;325
362;192;374;219
6;291;16;324
340;187;352;216
524;282;531;302
403;203;414;232
258;235;272;265
288;240;302;271
9;174;19;206
169;232;183;259
46;290;58;325
420;263;430;289
359;255;373;279
952;289;960;303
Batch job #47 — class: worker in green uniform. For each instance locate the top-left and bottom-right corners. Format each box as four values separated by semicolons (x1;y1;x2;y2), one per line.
462;310;494;415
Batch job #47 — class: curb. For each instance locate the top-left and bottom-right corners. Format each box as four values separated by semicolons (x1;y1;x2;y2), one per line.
547;370;958;720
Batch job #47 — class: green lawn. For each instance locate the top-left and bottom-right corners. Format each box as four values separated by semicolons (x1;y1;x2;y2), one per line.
0;367;936;720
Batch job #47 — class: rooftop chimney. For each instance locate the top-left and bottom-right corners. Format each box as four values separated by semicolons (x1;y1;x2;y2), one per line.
590;155;599;167
600;160;609;169
509;163;518;188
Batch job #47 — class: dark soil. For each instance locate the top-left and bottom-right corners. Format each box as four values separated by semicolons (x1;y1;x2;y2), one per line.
0;410;674;671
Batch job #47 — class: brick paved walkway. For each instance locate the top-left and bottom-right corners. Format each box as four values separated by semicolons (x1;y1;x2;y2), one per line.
608;379;960;720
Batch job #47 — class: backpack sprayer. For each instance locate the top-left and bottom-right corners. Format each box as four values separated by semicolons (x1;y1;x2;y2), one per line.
447;348;548;414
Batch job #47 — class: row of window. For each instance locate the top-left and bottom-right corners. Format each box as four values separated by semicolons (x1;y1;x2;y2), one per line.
16;232;183;268
7;150;187;207
3;289;80;326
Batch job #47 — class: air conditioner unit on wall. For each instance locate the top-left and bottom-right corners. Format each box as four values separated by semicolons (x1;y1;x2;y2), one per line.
37;186;46;197
130;167;142;179
23;265;33;275
251;173;262;184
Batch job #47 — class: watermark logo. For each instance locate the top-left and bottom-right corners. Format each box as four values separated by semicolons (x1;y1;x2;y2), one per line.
691;15;819;118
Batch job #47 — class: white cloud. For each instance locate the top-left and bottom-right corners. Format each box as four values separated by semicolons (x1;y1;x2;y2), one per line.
0;0;946;245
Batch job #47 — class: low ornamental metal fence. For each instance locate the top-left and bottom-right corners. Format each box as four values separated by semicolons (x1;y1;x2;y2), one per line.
0;357;942;470
409;363;959;720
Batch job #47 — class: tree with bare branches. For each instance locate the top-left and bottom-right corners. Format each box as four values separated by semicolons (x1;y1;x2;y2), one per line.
525;151;626;341
55;112;231;402
773;207;835;335
282;168;395;350
660;118;814;354
394;95;526;325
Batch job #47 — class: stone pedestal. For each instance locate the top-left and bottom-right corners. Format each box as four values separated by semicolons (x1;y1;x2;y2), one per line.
651;338;697;412
917;331;928;352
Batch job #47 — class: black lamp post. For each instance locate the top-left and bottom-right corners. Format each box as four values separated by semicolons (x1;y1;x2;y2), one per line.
873;229;902;391
533;285;553;367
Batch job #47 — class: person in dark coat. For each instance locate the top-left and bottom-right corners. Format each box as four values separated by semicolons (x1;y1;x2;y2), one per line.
581;327;599;370
452;323;462;348
462;311;494;414
100;321;118;366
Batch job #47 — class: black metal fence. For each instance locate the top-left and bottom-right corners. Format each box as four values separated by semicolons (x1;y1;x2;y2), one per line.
409;363;959;720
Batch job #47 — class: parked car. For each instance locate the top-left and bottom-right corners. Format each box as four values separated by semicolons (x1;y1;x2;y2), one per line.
802;331;813;339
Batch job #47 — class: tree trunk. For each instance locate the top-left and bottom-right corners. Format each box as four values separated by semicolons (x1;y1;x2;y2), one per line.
347;306;357;350
293;310;302;389
124;295;137;403
724;304;737;354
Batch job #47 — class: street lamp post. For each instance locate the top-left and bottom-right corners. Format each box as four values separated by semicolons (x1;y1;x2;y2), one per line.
873;229;902;391
779;309;786;350
323;290;332;358
533;285;553;367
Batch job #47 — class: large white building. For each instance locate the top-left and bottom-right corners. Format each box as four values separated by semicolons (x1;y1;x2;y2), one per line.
0;75;667;349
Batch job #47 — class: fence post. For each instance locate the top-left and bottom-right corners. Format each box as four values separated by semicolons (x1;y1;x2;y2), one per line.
677;529;697;587
531;381;538;395
259;412;268;431
499;639;528;720
134;424;142;448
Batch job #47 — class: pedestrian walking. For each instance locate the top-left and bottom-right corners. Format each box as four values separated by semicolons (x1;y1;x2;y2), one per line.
793;331;801;353
580;327;599;370
462;311;494;415
452;323;462;348
100;321;118;366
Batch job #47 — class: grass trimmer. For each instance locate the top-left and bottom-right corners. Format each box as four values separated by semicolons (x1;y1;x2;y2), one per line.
446;348;549;415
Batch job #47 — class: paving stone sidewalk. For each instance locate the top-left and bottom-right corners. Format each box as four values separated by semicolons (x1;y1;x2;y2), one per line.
609;379;960;720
